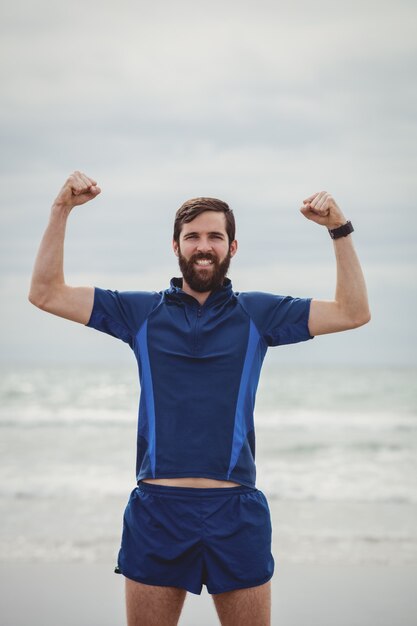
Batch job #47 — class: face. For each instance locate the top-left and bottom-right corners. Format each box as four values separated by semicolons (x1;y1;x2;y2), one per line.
173;211;237;293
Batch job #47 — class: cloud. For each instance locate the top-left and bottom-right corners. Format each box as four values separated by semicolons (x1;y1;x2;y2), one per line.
1;0;416;363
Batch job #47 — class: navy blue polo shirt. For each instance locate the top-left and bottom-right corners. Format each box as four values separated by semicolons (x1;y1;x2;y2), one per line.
86;278;313;488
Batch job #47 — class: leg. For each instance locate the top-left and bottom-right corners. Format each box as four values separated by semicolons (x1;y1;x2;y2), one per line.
212;581;271;626
125;577;187;626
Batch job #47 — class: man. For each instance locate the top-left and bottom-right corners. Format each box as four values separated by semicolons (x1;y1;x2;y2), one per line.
29;171;370;626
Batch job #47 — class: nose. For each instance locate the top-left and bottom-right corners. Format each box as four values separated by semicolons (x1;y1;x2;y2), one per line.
196;237;213;253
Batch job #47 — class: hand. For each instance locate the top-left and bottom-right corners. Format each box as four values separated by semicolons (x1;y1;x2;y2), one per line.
52;171;101;214
300;191;347;230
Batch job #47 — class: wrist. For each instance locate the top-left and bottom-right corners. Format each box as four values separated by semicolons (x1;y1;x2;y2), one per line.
328;220;354;239
327;215;347;230
51;201;73;219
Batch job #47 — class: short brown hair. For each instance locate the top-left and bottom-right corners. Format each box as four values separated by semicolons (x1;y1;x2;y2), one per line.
173;197;235;244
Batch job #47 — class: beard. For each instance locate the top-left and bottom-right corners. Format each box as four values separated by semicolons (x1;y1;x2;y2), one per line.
177;248;231;293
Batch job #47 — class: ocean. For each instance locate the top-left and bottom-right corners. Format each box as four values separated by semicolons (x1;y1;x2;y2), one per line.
1;363;416;565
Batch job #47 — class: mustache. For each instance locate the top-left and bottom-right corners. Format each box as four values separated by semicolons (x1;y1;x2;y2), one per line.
190;252;218;263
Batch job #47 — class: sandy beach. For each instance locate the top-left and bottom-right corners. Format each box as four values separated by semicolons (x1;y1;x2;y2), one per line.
1;562;416;626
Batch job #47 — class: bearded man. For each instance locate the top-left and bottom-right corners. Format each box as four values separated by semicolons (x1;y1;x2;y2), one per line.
29;171;370;626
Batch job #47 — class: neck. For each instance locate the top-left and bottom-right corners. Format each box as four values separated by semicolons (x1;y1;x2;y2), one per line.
181;279;212;306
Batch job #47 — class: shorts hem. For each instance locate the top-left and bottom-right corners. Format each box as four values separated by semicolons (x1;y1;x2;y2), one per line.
207;571;274;595
114;566;202;596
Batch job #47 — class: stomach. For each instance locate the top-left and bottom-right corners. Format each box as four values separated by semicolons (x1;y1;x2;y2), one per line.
141;477;241;488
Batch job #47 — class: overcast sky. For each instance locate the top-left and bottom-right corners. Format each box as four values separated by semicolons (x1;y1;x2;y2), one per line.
1;0;416;366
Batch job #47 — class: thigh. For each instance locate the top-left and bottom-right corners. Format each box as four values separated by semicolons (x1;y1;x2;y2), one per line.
125;577;187;626
212;580;271;626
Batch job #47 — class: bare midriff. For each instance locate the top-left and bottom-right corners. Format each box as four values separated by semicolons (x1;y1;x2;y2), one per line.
141;477;241;488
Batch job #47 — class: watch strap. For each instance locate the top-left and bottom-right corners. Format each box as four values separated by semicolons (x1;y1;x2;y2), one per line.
328;220;354;239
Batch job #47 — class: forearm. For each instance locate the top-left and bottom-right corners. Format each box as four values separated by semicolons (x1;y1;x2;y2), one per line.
29;207;70;307
333;234;370;325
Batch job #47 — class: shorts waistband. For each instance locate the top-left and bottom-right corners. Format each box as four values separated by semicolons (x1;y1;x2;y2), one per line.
137;481;256;497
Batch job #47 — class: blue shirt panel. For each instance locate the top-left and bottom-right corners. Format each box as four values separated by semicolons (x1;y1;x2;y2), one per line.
145;292;249;481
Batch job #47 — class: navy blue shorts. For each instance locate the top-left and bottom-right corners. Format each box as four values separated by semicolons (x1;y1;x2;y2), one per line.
115;481;275;595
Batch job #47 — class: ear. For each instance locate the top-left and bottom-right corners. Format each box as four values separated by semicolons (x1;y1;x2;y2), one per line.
230;239;238;258
172;239;179;257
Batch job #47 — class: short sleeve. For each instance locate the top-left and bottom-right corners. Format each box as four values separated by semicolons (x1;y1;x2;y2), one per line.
85;287;161;348
237;292;314;347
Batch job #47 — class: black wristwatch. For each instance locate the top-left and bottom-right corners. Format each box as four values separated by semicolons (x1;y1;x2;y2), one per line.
328;221;354;239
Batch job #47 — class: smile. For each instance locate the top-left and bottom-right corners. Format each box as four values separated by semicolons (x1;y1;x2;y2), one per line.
195;259;213;266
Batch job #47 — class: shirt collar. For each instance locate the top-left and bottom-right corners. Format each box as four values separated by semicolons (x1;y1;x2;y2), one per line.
166;276;233;307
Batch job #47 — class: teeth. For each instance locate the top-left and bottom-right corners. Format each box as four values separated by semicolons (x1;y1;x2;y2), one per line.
196;259;212;266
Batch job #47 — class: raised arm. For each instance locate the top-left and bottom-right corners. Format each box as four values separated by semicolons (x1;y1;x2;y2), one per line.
28;171;101;324
300;191;371;336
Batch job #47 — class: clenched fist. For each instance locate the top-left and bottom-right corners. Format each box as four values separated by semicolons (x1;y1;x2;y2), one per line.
52;171;101;213
300;191;347;230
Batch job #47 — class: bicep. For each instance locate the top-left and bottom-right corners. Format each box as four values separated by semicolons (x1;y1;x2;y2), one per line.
308;299;354;336
41;285;95;325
